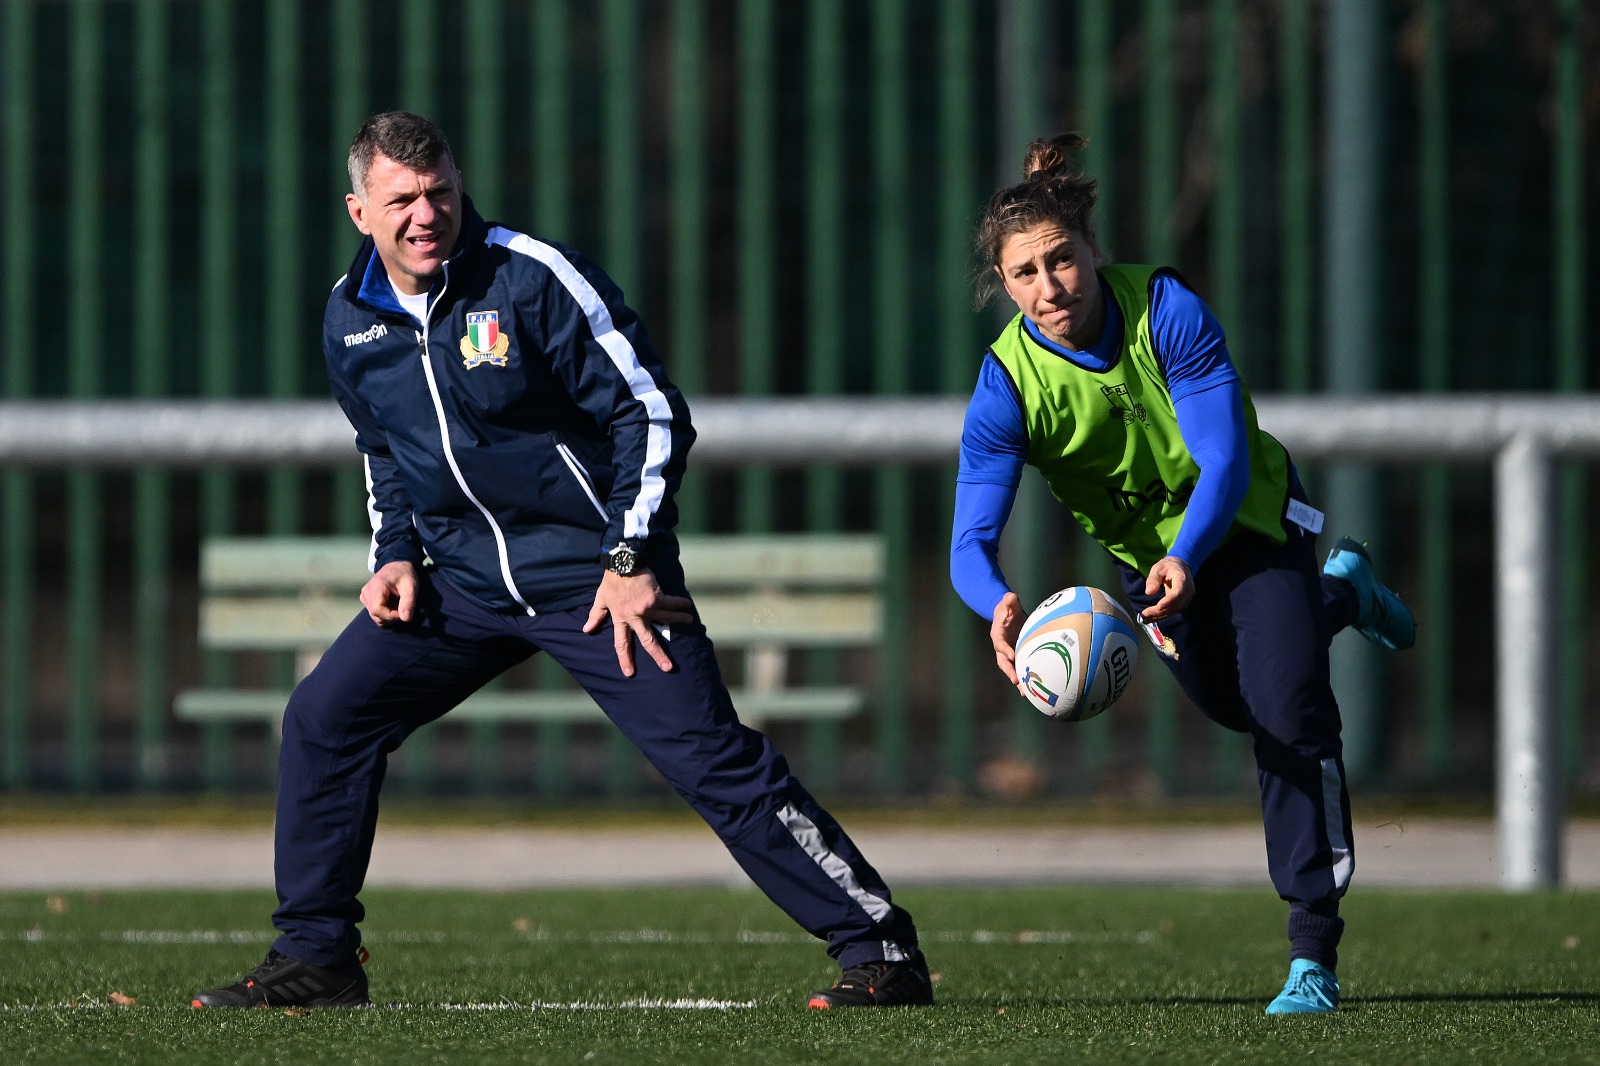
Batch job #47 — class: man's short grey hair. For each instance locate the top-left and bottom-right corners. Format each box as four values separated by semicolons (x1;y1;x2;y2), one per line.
347;111;457;200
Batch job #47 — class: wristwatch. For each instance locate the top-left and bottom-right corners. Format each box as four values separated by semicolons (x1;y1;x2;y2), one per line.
604;541;641;577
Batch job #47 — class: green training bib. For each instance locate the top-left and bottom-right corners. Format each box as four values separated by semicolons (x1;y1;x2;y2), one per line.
988;263;1292;573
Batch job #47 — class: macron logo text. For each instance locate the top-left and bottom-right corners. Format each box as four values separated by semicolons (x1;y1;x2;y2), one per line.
344;323;389;347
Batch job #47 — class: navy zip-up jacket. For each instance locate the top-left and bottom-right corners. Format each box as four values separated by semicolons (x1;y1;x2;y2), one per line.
323;199;695;614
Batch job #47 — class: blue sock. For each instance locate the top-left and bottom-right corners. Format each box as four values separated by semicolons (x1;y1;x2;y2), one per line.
1288;906;1343;970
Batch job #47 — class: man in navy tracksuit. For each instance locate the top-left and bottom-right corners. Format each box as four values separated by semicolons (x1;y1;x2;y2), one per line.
191;111;931;1011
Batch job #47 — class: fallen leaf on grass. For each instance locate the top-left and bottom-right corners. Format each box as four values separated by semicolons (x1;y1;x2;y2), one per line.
108;992;136;1006
512;917;532;933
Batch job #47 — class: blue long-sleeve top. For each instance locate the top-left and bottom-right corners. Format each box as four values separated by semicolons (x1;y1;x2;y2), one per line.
950;272;1250;619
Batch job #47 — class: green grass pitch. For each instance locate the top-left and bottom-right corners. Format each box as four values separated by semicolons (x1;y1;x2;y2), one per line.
0;885;1595;1065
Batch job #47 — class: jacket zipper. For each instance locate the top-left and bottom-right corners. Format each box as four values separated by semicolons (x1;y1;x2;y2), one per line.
414;265;538;616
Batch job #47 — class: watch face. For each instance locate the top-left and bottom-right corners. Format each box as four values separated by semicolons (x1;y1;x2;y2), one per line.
608;544;638;575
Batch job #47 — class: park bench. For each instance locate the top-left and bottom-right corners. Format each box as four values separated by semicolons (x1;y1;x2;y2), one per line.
173;534;882;790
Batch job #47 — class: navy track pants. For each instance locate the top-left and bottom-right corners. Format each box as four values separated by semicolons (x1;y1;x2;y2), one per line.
1115;517;1359;924
270;571;919;971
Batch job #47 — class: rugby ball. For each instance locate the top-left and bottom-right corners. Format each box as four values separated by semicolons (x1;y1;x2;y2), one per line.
1015;586;1140;721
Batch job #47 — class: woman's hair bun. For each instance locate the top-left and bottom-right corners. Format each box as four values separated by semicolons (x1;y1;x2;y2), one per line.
1023;132;1088;182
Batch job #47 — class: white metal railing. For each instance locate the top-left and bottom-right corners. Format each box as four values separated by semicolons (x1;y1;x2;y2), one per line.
3;394;1600;466
2;394;1596;889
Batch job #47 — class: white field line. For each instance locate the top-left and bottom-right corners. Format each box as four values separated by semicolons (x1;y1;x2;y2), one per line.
0;927;1158;946
0;999;759;1012
432;999;758;1010
952;930;1159;944
0;927;1158;1013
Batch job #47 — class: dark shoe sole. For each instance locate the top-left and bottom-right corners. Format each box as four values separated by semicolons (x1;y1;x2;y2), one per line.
807;993;934;1008
191;992;373;1009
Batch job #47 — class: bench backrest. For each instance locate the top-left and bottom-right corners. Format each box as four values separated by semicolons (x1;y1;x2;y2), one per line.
199;534;883;652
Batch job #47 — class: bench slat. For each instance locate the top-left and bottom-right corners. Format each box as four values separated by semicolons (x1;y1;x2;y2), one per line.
203;538;372;592
187;534;881;733
677;535;882;587
174;686;864;723
201;591;880;650
202;534;883;593
692;593;880;645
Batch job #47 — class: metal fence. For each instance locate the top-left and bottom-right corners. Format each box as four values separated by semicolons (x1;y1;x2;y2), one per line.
1;395;1598;797
1;393;1598;889
0;1;1595;806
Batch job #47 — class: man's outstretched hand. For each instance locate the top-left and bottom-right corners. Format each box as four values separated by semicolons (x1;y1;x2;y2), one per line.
583;570;697;676
361;560;420;627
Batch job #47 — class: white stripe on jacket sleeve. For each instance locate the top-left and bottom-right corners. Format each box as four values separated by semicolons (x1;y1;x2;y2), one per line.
489;227;675;541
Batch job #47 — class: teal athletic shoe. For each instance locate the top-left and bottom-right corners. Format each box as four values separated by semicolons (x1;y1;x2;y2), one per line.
1266;958;1340;1015
1323;536;1415;650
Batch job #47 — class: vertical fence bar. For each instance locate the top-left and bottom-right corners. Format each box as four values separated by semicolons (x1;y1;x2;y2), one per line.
1278;0;1316;797
464;0;504;212
1075;0;1117;782
997;0;1048;774
1207;0;1251;790
806;0;844;528
1552;0;1587;782
603;0;643;797
670;0;707;530
938;0;979;792
392;1;439;793
1280;0;1312;394
1079;0;1113;243
534;1;570;241
463;0;505;795
1417;0;1452;782
402;0;436;117
267;0;303;535
1495;435;1561;889
265;0;304;787
134;0;171;790
1143;0;1176;265
331;0;368;248
68;0;104;791
873;0;910;793
1142;0;1178;789
1;0;35;790
1323;0;1384;784
534;0;572;799
1208;0;1241;357
738;0;775;533
330;0;368;537
1203;0;1254;787
603;0;641;294
201;0;238;789
803;0;846;790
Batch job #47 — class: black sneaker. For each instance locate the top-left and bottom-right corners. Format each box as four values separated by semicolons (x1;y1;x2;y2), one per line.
807;954;934;1008
191;947;371;1009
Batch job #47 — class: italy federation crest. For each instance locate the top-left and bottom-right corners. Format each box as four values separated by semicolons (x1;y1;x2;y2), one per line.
460;310;511;368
